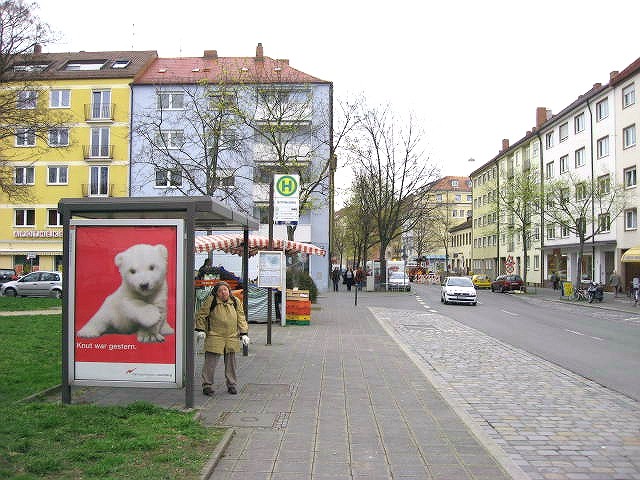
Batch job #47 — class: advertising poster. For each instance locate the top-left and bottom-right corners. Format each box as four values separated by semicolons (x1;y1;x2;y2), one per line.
70;220;183;386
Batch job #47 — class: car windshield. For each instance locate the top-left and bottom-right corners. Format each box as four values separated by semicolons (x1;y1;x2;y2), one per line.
447;277;473;287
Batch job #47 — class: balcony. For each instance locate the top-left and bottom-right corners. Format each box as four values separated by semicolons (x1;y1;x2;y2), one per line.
81;183;114;197
83;144;113;160
84;103;114;122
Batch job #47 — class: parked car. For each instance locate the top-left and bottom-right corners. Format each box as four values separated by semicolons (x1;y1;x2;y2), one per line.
388;272;411;291
471;274;491;289
441;276;477;305
0;268;18;285
491;274;524;293
0;271;63;298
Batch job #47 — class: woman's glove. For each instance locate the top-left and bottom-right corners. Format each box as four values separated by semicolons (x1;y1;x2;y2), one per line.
240;334;250;346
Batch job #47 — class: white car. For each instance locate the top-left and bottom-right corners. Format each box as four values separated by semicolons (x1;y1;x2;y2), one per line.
441;276;477;305
388;272;411;291
0;271;63;298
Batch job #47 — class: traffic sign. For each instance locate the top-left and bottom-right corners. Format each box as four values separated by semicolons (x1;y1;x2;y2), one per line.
273;174;299;224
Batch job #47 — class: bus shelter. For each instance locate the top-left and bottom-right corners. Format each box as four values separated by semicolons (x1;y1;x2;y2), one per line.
58;196;259;408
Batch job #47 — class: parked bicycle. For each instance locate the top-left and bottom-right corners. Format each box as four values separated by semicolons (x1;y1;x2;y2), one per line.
574;288;588;301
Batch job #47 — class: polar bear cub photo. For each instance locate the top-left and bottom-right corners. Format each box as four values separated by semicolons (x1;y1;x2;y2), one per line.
77;243;174;343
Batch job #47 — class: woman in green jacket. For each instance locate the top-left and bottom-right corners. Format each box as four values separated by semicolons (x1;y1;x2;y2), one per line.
196;281;249;396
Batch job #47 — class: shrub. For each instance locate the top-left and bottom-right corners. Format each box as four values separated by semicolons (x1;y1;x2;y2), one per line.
286;269;318;303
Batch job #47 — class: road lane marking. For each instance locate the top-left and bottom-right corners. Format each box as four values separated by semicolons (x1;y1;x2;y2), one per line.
501;310;520;316
565;329;585;336
590;336;604;341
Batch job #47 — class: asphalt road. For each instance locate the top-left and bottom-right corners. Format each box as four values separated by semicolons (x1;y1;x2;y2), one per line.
416;283;640;402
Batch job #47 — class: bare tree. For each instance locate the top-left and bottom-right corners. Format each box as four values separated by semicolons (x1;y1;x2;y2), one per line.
544;171;627;288
132;83;253;212
0;0;63;202
346;102;439;285
495;166;541;285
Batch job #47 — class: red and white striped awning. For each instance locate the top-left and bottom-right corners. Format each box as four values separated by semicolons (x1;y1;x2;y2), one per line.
194;233;326;257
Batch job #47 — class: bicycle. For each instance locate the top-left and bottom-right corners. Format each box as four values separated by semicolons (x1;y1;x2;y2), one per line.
574;288;588;301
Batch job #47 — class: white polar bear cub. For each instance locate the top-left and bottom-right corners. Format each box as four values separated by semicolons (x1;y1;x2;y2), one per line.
77;243;174;343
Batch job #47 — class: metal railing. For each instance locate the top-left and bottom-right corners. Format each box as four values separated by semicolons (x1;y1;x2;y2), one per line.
84;103;114;121
82;144;113;159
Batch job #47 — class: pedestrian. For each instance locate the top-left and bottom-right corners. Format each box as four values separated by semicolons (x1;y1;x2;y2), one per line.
608;270;621;297
331;267;341;292
632;276;640;306
345;268;354;291
552;271;560;291
355;267;364;291
195;281;249;396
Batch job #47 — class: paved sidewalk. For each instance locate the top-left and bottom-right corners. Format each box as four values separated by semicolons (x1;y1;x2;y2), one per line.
68;289;520;480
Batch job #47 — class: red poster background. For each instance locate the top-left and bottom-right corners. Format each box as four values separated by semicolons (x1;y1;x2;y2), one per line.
74;225;177;363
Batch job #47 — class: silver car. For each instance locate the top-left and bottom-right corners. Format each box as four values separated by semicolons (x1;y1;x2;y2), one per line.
441;276;477;305
0;271;63;298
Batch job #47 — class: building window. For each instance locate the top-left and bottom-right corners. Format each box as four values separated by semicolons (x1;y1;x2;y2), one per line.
48;128;69;147
435;193;442;202
15;128;36;147
574;147;585;167
545;161;554;179
574;112;585;133
64;59;106;70
15;209;35;227
47;209;62;227
547;224;555;239
89;166;109;196
598;174;610;194
155;167;182;187
91;90;111;119
559;155;569;174
598;213;611;232
48;166;68;185
626;208;638;230
158;130;185;149
50;89;71;108
561;225;570;237
451;179;459;188
452;210;457;217
534;255;540;270
622;84;635;108
559;122;568;142
575;182;587;201
17;90;37;109
596;136;609;158
596;98;609;121
15;166;35;185
157;92;184;110
454;194;461;201
545;132;553;149
623;124;636;149
111;60;130;69
90;127;110;157
209;91;237;110
624;166;637;188
466;194;472;201
560;188;570;203
218;169;235;187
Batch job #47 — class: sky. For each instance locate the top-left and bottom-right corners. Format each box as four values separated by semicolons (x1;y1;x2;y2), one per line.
37;0;640;205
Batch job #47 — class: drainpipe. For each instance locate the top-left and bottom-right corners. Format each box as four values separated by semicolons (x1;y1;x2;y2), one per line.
536;130;545;281
586;98;596;282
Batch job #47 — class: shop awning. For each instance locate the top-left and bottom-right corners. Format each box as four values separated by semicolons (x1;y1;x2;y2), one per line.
621;246;640;263
194;233;326;257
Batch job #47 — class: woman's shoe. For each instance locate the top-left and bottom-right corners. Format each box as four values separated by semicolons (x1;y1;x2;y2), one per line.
202;387;214;396
227;386;237;395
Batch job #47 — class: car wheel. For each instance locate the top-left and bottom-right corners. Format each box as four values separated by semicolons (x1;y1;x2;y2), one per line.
4;288;16;297
472;302;477;306
440;295;444;303
51;289;62;299
491;286;495;292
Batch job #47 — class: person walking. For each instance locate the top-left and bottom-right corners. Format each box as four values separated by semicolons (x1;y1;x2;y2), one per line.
345;268;354;291
195;281;249;396
552;271;560;291
608;270;621;297
355;267;364;291
632;276;640;306
331;267;341;292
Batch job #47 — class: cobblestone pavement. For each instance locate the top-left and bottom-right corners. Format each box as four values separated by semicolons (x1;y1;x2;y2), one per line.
372;290;640;480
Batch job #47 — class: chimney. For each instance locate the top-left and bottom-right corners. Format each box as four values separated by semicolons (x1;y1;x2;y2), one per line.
203;50;218;59
33;43;42;54
256;42;264;61
610;71;619;81
593;82;602;89
502;139;509;151
536;107;549;128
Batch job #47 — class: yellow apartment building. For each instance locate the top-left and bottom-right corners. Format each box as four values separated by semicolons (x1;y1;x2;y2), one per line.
0;48;156;273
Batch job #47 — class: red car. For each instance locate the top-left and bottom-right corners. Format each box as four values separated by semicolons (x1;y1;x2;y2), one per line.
491;274;525;292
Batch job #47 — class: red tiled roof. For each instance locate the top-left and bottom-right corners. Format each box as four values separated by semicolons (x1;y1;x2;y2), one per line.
135;55;329;85
429;176;472;192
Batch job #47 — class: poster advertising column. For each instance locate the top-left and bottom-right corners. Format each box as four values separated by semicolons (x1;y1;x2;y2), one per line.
68;219;184;387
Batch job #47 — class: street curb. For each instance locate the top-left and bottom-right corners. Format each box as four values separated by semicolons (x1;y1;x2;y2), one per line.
200;427;235;480
371;308;531;480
